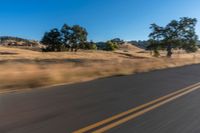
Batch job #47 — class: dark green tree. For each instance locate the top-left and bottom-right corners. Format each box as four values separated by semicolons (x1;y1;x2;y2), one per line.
148;17;198;57
148;23;165;56
178;17;198;53
41;28;63;52
41;24;89;52
61;24;72;50
70;25;88;51
60;24;88;51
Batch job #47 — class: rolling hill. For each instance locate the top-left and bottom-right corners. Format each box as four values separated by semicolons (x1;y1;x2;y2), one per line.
0;36;43;51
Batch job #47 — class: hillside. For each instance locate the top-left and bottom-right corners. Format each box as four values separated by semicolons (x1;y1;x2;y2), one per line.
1;46;200;92
0;36;43;51
118;42;143;52
128;40;149;49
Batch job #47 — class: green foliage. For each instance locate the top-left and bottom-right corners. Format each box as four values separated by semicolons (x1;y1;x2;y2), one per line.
70;25;88;51
79;41;97;50
147;39;160;57
87;41;97;50
91;44;97;50
41;28;63;52
41;24;88;52
182;40;198;53
60;24;72;49
95;38;123;51
105;41;119;51
148;17;198;57
110;38;124;45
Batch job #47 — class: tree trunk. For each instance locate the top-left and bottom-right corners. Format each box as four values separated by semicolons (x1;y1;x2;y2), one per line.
167;44;172;57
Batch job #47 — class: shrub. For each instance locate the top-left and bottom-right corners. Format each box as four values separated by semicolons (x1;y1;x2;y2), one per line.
105;41;119;51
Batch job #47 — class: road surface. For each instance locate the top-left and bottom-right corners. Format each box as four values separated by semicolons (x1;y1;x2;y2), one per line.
1;64;200;133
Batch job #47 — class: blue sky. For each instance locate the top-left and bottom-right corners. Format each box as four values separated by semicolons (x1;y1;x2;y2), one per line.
0;0;200;41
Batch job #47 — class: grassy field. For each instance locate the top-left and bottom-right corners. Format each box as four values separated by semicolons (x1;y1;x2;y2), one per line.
0;45;200;93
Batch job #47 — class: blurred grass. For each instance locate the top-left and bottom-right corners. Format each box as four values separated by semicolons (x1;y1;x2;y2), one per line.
1;46;200;92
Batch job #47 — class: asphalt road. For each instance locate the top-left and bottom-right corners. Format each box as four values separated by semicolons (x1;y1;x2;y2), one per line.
1;64;200;133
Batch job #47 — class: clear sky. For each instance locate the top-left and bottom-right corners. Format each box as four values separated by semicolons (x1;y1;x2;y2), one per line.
0;0;200;41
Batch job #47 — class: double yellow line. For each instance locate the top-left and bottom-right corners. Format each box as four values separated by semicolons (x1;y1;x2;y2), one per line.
73;82;200;133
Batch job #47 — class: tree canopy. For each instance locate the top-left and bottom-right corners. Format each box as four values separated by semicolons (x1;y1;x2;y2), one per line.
41;28;63;52
41;24;89;52
148;17;198;57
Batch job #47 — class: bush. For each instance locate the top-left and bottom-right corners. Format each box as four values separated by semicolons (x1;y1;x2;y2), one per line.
79;42;97;50
104;41;119;51
90;43;97;50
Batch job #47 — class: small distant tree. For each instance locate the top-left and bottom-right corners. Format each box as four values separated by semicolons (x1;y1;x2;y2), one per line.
41;28;63;52
148;17;198;57
89;41;97;50
80;41;97;50
105;41;119;51
110;38;124;45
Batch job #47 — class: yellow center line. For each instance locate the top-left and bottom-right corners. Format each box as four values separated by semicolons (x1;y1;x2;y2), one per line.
73;82;200;133
93;84;200;133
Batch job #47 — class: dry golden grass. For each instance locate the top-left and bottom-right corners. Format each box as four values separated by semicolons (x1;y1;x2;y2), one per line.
1;46;200;93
